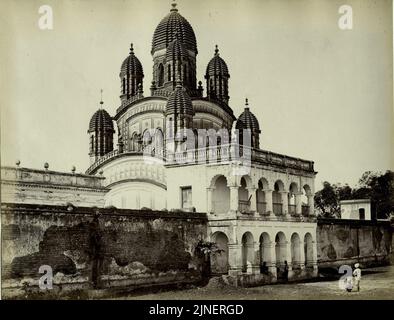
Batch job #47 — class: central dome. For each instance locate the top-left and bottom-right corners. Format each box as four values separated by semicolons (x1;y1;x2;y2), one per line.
151;3;197;54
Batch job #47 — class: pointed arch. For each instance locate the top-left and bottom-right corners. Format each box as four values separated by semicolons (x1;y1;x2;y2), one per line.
158;63;164;87
211;231;229;275
167;64;171;82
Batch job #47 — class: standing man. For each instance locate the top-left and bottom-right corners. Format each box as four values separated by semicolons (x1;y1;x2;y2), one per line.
353;263;362;292
283;260;289;282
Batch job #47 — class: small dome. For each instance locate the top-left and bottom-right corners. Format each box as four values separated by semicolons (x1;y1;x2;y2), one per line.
236;99;260;132
152;3;197;54
206;45;229;77
88;109;114;133
166;37;188;62
165;82;194;116
120;44;144;78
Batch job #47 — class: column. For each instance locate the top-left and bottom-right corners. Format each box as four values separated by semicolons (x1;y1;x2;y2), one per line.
295;192;302;215
280;191;289;215
267;241;277;279
265;189;273;216
285;241;292;269
299;241;305;270
253;242;261;274
206;188;214;214
308;195;315;216
312;241;318;270
245;242;255;274
247;187;257;215
228;243;242;276
285;241;294;279
229;185;239;213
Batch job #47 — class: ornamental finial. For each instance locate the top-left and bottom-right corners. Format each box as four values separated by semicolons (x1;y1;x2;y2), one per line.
245;98;249;109
215;44;219;55
130;43;134;55
171;1;178;12
100;89;104;106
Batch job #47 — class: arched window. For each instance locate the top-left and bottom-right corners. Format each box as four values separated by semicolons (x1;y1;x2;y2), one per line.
130;132;139;151
142;129;151;149
168;117;174;139
89;135;94;153
122;78;126;95
158;64;164;87
183;64;187;84
153;128;164;157
167;64;171;82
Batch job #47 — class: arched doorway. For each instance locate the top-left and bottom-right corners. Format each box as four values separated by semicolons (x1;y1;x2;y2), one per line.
259;232;271;274
212;175;230;214
242;232;254;273
291;233;301;269
304;233;314;268
211;231;229;275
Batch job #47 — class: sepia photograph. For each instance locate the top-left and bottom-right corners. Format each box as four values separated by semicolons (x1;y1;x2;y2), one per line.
0;0;393;307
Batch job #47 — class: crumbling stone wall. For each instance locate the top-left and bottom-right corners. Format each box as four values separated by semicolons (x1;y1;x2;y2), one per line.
1;203;207;298
317;219;392;268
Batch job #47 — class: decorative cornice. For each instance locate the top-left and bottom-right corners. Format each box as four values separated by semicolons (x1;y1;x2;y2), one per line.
115;96;168;120
0;202;208;221
1;180;109;193
107;178;166;190
192;98;235;121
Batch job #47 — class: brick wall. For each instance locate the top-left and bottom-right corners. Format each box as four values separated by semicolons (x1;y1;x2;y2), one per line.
1;203;207;298
317;219;392;268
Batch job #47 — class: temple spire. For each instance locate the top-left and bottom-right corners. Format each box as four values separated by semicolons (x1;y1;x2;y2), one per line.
100;89;104;108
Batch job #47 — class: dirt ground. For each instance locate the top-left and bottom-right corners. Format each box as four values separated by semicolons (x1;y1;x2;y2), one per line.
116;265;394;300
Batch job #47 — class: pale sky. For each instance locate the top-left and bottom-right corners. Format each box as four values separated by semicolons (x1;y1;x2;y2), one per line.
1;0;393;188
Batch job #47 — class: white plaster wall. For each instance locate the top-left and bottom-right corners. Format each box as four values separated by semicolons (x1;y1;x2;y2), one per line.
166;164;209;211
1;183;107;207
166;162;316;213
104;181;166;210
97;155;167;210
341;202;371;220
99;155;166;188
